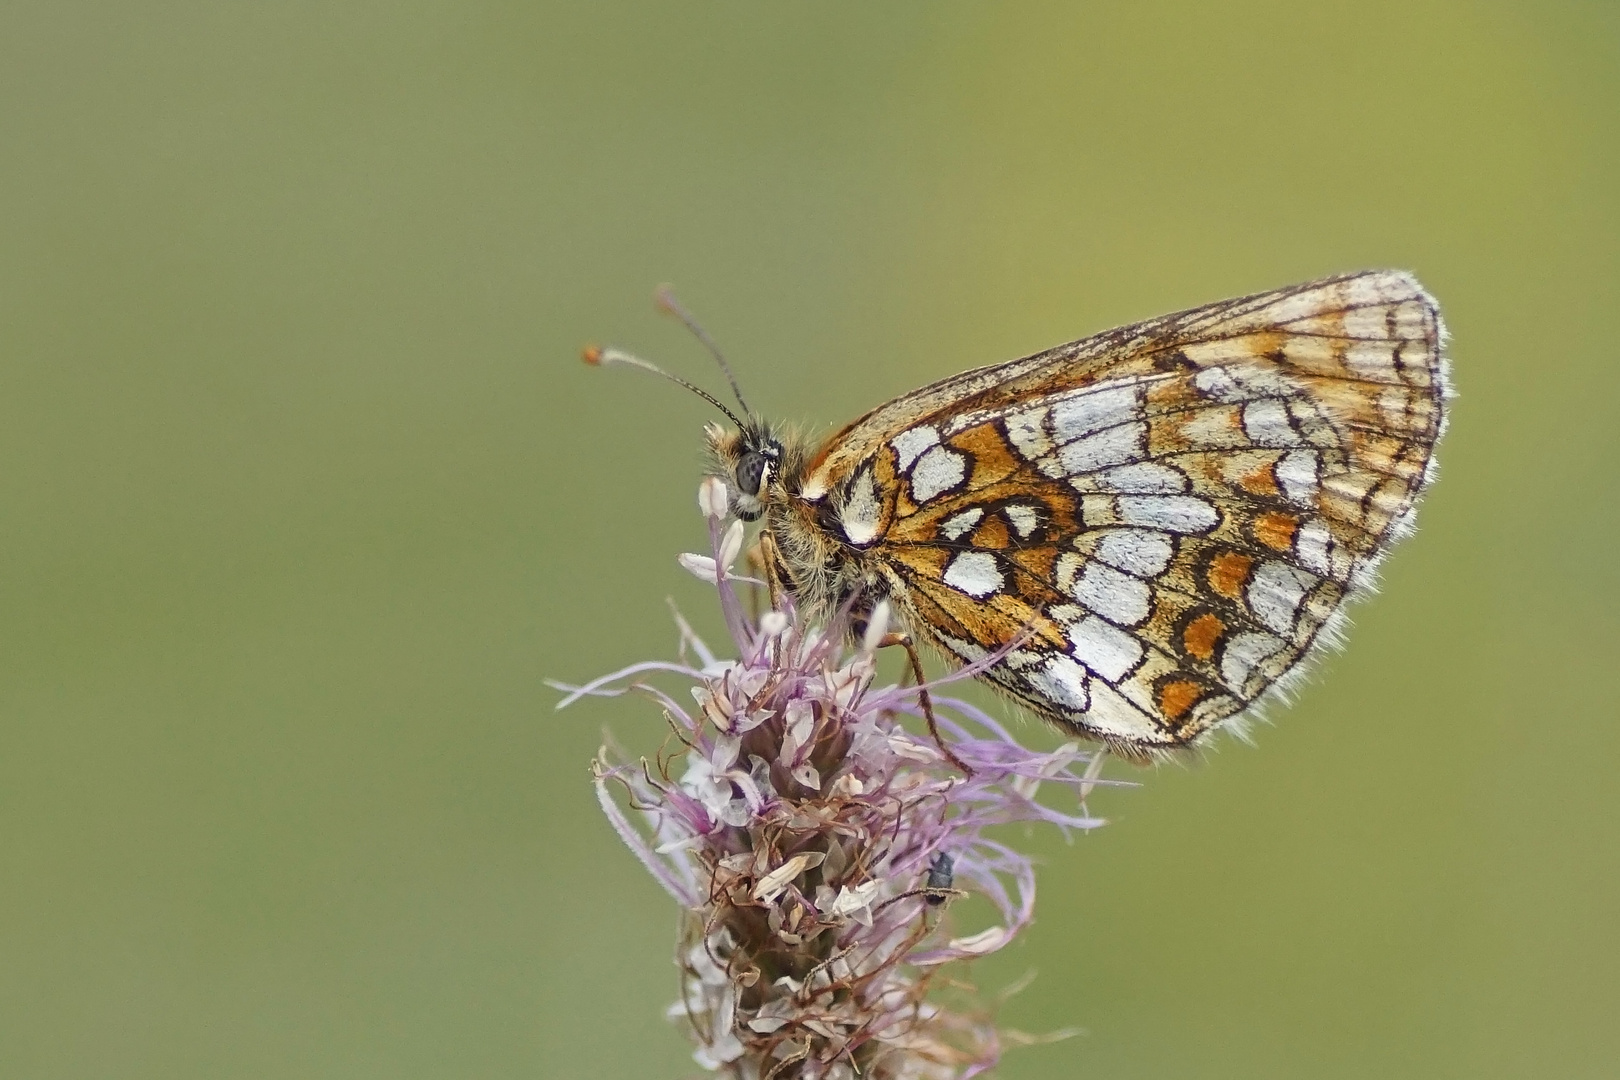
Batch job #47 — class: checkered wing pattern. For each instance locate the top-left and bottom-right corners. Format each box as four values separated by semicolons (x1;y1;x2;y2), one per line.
808;271;1448;754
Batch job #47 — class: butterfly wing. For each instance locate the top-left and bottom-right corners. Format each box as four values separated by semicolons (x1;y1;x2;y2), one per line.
801;271;1449;755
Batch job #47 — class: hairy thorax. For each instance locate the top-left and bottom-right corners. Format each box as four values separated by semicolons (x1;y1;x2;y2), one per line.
764;495;878;621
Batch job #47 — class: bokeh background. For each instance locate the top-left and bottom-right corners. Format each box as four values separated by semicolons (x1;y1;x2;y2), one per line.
2;3;1616;1077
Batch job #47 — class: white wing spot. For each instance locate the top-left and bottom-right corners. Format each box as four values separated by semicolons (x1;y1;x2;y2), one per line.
940;507;983;541
1068;615;1145;682
1004;504;1040;538
839;469;882;546
1220;631;1287;690
1117;495;1219;533
943;551;1004;598
1243;399;1300;447
1073;561;1152;626
1193;366;1243;401
910;446;967;503
1080;678;1160;740
1055;551;1084;594
1051;384;1143;443
1057;422;1146;474
1248;560;1311;635
1294;517;1333;575
890;426;940;472
1004;407;1052;461
1097;462;1186;493
1026;654;1091;711
1048;602;1083;624
1275;450;1319;504
1096;529;1174;577
1202;364;1298;401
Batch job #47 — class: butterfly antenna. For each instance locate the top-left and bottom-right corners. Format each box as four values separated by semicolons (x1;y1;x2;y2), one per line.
654;285;752;417
581;345;748;430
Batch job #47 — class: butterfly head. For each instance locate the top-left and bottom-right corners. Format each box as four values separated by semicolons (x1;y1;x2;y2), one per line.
705;421;787;522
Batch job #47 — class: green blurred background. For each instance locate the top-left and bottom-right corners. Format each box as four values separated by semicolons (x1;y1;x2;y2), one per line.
2;2;1615;1077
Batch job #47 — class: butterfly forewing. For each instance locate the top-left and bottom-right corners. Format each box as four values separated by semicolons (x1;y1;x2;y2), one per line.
801;271;1448;756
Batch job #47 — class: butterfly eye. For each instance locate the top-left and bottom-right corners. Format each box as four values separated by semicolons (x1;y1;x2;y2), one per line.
735;451;768;496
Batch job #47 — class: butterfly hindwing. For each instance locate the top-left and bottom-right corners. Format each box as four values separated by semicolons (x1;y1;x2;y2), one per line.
805;271;1447;754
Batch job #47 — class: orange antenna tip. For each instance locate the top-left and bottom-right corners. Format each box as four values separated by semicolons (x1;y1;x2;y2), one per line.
581;344;604;366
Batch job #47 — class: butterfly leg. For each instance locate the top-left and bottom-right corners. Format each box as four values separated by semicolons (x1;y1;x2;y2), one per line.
876;631;974;779
755;529;792;614
742;542;771;621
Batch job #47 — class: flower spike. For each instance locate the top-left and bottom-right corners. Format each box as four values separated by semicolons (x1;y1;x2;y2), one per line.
563;483;1124;1077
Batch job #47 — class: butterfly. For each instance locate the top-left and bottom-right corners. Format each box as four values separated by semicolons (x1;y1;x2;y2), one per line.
588;271;1450;761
